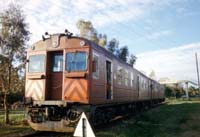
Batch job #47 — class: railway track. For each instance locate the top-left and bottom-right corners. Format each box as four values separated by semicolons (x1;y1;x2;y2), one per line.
95;101;166;131
22;102;166;137
22;131;72;137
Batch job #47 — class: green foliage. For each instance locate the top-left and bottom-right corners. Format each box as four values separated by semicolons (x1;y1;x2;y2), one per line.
0;4;29;92
0;110;25;124
98;34;107;47
149;70;156;80
8;92;24;105
76;19;137;64
107;39;133;63
76;19;95;38
165;85;199;98
175;87;185;98
0;110;33;136
97;101;200;137
128;54;137;66
0;3;29;124
164;85;186;98
0;4;29;61
118;46;129;62
76;19;107;47
165;86;174;97
188;86;199;97
106;38;119;54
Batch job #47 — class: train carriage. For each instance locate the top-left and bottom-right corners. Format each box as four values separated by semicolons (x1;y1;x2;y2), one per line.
25;32;165;132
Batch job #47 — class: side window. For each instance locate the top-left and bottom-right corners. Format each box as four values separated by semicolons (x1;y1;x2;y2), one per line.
156;85;158;92
144;79;147;90
92;54;99;79
117;67;123;85
140;77;143;91
125;70;128;86
146;80;148;91
145;79;148;91
131;72;134;87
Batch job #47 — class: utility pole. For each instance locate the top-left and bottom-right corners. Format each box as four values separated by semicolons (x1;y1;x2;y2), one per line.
195;53;200;94
185;81;189;100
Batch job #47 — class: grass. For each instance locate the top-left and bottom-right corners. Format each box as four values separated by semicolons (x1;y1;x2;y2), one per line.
96;100;200;137
0;125;32;136
0;109;33;136
1;99;200;137
0;109;26;124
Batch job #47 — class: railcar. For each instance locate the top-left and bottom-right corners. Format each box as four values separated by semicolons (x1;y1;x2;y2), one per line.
25;31;165;132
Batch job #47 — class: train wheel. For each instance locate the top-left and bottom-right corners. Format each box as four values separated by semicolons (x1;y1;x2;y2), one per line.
90;107;105;125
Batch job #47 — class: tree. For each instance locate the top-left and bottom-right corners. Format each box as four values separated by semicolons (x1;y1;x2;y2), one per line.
173;86;185;98
76;19;99;44
76;20;137;64
98;34;107;47
188;86;198;97
76;19;94;37
165;86;173;97
164;85;186;98
118;46;129;62
76;19;107;47
0;4;29;124
149;70;156;80
128;54;137;66
106;38;119;54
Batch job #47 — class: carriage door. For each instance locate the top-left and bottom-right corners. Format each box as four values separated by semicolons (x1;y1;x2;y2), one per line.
106;61;112;99
47;51;63;100
150;80;153;100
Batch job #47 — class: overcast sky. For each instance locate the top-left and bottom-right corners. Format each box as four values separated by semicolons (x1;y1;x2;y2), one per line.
1;0;200;82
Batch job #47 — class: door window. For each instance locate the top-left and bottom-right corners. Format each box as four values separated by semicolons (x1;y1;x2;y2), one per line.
52;54;63;72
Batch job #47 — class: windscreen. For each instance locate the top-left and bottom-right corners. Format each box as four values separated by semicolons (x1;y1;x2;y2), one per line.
66;52;87;72
29;54;45;73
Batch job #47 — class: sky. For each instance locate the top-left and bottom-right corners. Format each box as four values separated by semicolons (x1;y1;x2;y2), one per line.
0;0;200;82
